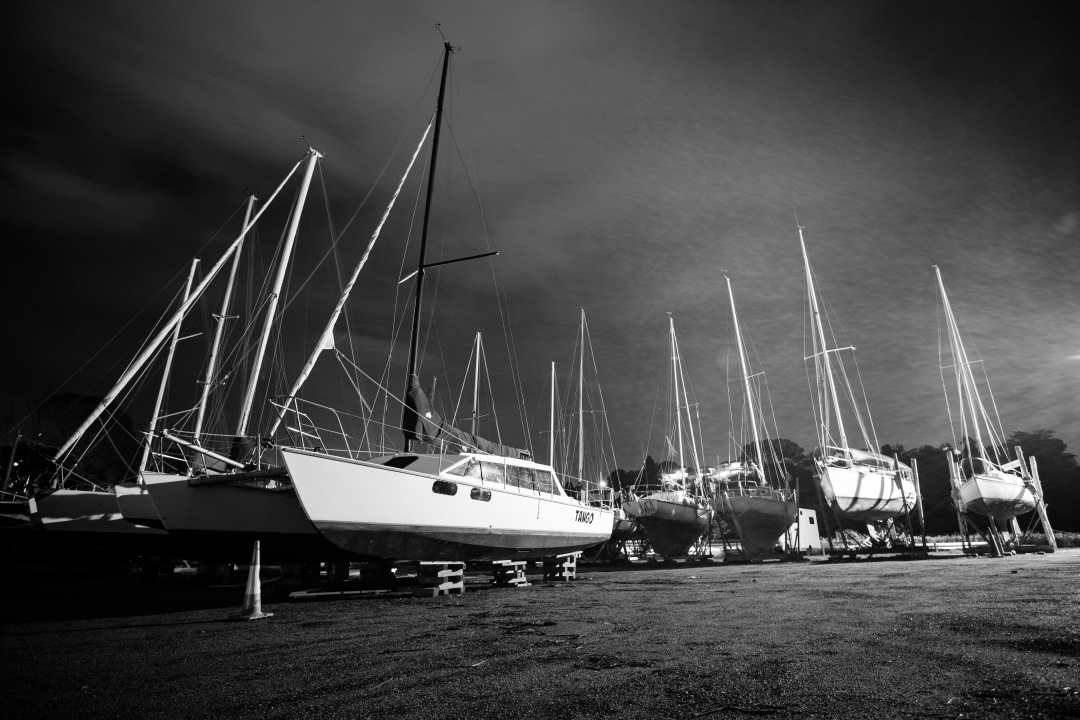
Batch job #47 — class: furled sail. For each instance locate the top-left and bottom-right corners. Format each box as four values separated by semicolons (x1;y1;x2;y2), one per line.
402;375;527;458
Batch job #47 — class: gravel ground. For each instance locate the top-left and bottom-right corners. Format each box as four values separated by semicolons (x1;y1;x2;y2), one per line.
2;549;1078;719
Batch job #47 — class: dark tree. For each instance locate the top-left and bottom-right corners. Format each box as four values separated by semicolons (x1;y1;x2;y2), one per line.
891;444;955;534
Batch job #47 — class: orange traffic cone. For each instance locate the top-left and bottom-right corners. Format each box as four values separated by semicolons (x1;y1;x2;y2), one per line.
235;540;273;621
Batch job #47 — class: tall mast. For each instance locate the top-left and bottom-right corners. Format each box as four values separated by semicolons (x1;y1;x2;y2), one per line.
669;314;685;471
799;225;849;451
235;148;321;441
726;276;763;476
549;360;556;466
139;258;200;473
195;194;256;445
51;154;308;464
674;327;702;483
934;265;987;458
578;308;585;487
404;42;453;452
471;331;481;436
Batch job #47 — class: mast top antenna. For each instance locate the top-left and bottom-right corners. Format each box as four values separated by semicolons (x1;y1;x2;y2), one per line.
434;24;460;51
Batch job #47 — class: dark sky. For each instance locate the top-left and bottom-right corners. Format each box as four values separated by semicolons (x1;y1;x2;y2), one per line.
5;1;1078;471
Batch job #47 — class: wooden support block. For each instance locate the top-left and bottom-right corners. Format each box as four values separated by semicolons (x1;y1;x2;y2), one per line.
491;560;531;588
415;561;465;597
542;551;581;582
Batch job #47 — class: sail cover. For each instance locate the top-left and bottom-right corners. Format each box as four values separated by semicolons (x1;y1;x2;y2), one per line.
402;375;527;458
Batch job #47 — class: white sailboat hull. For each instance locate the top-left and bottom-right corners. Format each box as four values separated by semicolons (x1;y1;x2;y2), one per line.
30;489;165;535
141;471;316;536
957;472;1036;520
113;482;165;529
280;448;614;562
138;470;343;561
818;463;916;521
17;489;169;560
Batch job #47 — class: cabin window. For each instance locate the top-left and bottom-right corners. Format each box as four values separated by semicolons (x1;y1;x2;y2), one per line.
432;480;458;496
478;461;504;485
470;487;492;502
535;470;557;494
808;517;815;525
504;464;537;491
384;455;419;469
446;459;479;478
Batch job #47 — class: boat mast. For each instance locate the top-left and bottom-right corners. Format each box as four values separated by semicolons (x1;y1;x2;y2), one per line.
194;194;256;445
549;360;556;466
726;276;763;478
669;315;685;472
404;42;452;452
674;324;702;488
471;331;481;436
235;148;321;442
51;155;307;465
578;308;585;490
798;225;849;451
138;258;200;473
933;265;988;460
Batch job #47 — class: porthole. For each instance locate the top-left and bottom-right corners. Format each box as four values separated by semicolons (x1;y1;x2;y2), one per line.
432;480;458;496
470;487;492;502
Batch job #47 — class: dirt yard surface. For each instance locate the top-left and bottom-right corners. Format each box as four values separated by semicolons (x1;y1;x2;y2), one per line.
2;550;1078;719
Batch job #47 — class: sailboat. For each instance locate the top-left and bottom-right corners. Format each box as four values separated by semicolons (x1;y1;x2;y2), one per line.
711;276;797;559
138;154;331;560
37;150;347;560
621;315;712;559
133;113;435;561
934;265;1036;525
280;42;614;562
799;226;917;525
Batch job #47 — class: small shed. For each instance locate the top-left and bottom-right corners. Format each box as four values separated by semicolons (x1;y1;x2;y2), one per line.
781;507;822;554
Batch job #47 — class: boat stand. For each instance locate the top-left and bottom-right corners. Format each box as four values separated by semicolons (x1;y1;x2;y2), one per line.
689;520;716;562
909;458;929;551
822;517;929;562
543;551;581;582
953;509;1004;557
719;498;753;562
711;512;736;560
491;560;531;588
1014;449;1057;551
415;561;465;597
